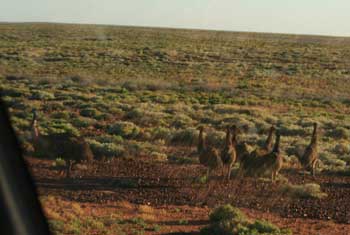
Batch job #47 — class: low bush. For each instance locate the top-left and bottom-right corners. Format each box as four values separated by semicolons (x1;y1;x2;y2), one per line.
150;127;171;141
88;140;125;159
107;121;140;138
53;158;66;167
170;128;197;146
320;153;347;168
46;122;80;137
333;143;350;155
326;127;350;139
72;116;96;128
280;183;327;199
150;152;168;162
30;90;55;100
201;204;291;235
80;107;101;119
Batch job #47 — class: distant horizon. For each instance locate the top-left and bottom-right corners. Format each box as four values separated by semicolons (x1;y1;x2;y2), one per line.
1;21;350;39
1;1;349;37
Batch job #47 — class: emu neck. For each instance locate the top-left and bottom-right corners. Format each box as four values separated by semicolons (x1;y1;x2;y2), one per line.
231;133;238;146
311;126;318;146
265;128;274;150
272;135;280;153
198;129;206;152
31;119;40;142
225;128;233;147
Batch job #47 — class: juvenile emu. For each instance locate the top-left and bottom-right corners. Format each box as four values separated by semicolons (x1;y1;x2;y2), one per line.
31;109;93;178
197;126;223;180
220;125;237;180
299;122;319;177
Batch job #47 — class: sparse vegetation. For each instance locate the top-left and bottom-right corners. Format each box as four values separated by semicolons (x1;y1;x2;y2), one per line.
280;183;328;199
201;204;292;235
1;23;350;235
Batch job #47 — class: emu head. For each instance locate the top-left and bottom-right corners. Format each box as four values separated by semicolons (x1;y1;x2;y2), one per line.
270;125;276;133
230;125;241;135
196;125;204;132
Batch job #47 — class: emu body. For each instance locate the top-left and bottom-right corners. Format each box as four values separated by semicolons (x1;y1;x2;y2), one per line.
31;110;93;178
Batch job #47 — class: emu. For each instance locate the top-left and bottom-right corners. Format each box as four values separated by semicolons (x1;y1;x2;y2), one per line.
220;125;237;180
231;125;250;163
298;122;319;177
251;125;276;157
197;126;223;180
31;109;93;178
239;131;283;183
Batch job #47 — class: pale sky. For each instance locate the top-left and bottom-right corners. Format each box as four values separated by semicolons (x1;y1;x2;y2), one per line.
1;0;349;37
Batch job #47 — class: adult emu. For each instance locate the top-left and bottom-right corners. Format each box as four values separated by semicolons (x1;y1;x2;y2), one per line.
298;122;319;177
31;109;93;178
197;126;222;180
220;125;237;180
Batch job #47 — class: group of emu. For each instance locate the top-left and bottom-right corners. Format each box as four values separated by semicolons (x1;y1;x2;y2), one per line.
31;109;319;182
197;123;318;182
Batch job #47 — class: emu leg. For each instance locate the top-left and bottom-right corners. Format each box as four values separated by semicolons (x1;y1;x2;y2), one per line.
66;161;73;178
272;171;276;183
312;160;318;178
221;166;226;180
312;162;316;178
227;165;232;180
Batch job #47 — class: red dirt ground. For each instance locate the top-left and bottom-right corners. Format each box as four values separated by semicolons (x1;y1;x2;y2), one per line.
26;157;350;235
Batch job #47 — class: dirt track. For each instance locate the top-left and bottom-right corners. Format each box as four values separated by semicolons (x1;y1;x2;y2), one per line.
27;157;350;226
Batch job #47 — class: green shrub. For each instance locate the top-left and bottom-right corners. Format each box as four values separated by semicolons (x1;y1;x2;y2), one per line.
280;183;327;199
1;87;30;97
279;124;306;137
72;117;96;128
327;127;350;139
125;140;157;157
107;121;140;138
80;108;101;119
171;114;193;128
30;90;55;100
88;140;125;158
206;130;225;148
209;205;247;224
10;116;30;129
150;127;171;141
53;158;66;167
201;204;290;235
47;122;80;137
95;134;124;144
50;111;71;119
170;128;197;146
248;220;280;234
333;143;350;155
320;153;347;167
150;152;168;162
125;108;143;119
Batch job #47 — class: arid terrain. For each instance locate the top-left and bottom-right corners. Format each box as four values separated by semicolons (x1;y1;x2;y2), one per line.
1;23;350;234
27;157;350;235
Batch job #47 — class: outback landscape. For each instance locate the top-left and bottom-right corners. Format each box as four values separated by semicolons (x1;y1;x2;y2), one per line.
1;23;350;235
